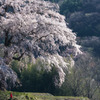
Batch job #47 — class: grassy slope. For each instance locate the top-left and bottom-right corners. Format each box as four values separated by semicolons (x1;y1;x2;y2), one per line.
0;91;89;100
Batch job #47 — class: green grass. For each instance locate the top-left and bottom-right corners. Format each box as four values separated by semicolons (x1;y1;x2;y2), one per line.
0;91;89;100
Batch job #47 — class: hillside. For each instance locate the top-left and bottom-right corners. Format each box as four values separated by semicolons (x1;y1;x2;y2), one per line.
61;0;100;36
0;91;89;100
45;1;100;100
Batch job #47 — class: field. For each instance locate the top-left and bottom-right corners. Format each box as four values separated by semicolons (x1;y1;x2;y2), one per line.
0;91;89;100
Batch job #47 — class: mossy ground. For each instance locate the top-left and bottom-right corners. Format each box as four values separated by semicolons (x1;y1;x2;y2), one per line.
0;91;89;100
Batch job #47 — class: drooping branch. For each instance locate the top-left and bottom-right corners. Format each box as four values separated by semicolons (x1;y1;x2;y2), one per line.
12;52;25;61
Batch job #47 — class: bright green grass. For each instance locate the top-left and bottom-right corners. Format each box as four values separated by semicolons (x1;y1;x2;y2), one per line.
0;91;89;100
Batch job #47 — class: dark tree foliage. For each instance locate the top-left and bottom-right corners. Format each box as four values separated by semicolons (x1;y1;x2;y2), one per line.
49;0;100;37
12;62;59;94
44;0;59;3
60;0;83;16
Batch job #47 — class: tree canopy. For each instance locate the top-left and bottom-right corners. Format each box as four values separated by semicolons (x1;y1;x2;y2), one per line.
0;0;81;86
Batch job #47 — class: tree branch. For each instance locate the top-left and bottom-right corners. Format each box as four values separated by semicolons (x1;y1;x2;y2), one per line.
12;52;25;61
34;33;53;43
4;30;13;46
